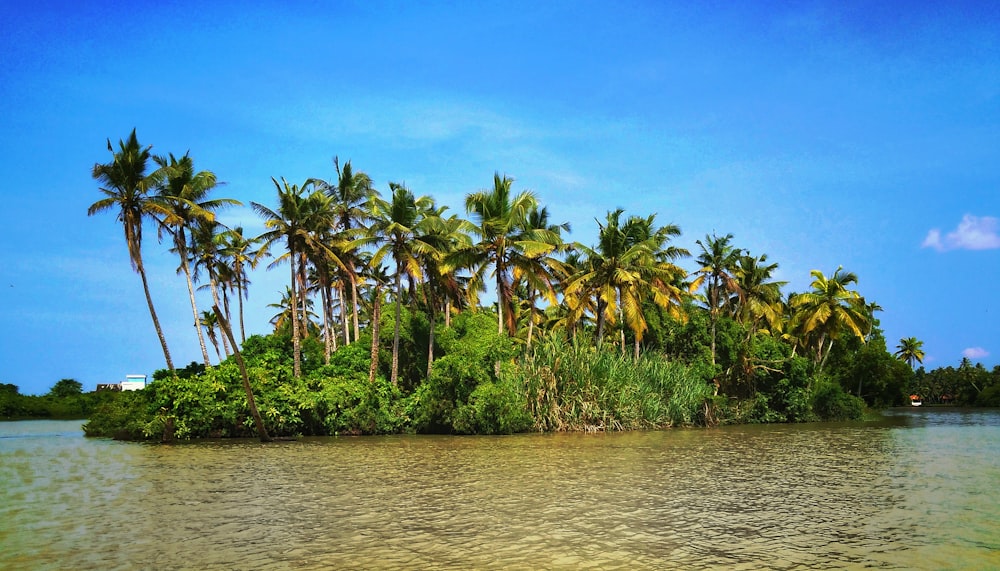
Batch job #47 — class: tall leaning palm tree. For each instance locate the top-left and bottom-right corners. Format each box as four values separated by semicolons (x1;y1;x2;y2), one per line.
88;129;174;371
895;337;926;369
155;152;238;366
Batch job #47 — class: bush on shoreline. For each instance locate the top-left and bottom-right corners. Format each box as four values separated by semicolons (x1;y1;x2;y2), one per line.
82;309;877;441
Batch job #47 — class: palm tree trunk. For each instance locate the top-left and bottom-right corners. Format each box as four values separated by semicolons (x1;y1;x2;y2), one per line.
321;283;332;364
222;285;233;343
814;331;827;366
350;271;360;344
710;312;717;367
596;298;607;347
819;338;834;372
427;304;436;380
181;256;212;367
138;259;174;371
526;286;535;350
634;335;640;361
339;281;350;345
290;256;301;378
369;286;382;384
392;268;402;387
208;328;222;362
214;304;271;442
237;274;247;344
209;276;231;357
445;299;452;328
497;265;505;336
297;256;310;339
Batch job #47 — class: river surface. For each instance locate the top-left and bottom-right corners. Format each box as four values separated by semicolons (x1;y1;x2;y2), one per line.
2;409;998;570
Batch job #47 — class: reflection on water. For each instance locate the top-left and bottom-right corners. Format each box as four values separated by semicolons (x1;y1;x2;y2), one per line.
2;412;998;570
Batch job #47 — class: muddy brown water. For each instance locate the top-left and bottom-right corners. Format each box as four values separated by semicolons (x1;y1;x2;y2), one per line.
2;409;998;570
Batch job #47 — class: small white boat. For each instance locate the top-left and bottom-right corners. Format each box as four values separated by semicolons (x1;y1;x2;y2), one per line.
909;395;922;407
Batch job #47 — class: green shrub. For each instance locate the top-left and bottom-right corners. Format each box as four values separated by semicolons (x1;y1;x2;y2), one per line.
453;373;533;435
812;379;865;421
82;390;153;440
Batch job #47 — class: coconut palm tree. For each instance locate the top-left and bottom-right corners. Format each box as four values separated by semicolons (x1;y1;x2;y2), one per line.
218;226;266;344
366;264;391;384
155;152;238;366
895;337;926;369
368;183;438;386
189;219;232;355
567;209;688;358
690;233;744;367
789;266;868;370
88;129;175;370
731;253;786;336
267;286;319;335
512;205;570;350
309;157;376;343
252;178;311;378
456;173;555;336
199;310;223;363
414;203;476;378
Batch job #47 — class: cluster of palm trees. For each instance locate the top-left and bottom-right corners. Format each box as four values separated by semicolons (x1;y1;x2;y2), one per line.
90;130;262;371
92;130;902;389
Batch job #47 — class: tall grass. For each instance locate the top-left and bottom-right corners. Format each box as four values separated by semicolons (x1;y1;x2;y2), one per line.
506;333;714;432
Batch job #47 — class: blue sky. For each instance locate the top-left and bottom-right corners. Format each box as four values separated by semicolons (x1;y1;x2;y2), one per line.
1;1;997;394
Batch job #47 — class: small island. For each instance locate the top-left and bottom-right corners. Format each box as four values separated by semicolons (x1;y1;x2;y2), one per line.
76;132;1000;441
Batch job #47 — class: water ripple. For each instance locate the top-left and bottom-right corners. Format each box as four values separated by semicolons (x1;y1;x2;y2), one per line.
2;412;999;570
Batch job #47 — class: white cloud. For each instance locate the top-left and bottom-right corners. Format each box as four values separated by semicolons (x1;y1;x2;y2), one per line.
922;214;1000;251
962;347;990;360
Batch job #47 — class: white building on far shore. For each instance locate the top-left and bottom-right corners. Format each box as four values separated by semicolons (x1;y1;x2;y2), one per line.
97;374;148;392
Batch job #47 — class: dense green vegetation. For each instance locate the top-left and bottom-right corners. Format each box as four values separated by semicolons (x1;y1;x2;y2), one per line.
80;131;996;440
0;380;110;420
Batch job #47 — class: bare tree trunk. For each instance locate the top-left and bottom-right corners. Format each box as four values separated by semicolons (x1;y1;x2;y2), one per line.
391;269;402;387
138;260;174;371
209;276;231;357
339;282;350;345
321;283;332;365
596;299;607;348
214;304;271;442
350;271;360;343
710;312;717;367
208;328;222;362
526;286;535;350
819;337;834;372
427;305;436;380
297;257;310;339
369;286;382;384
290;257;301;379
181;256;211;367
497;270;504;336
222;284;232;332
237;273;247;344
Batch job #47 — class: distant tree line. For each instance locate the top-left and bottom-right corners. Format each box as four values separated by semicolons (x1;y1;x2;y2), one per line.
0;380;110;419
